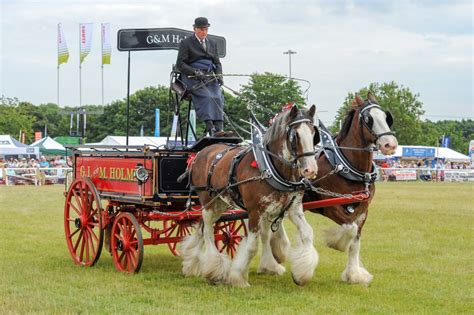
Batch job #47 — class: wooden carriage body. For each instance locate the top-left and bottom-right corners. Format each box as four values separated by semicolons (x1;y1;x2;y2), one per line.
64;140;247;273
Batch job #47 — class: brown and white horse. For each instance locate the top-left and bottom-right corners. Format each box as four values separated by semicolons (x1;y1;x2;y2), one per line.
267;92;398;285
181;105;319;287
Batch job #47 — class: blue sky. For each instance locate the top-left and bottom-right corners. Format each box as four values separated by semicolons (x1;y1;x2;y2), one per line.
1;0;472;125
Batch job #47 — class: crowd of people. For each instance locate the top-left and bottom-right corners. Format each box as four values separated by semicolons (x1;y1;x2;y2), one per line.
1;156;72;169
0;155;72;185
376;159;472;182
376;159;471;170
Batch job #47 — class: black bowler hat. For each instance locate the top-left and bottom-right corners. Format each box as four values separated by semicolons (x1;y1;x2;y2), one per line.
193;17;210;28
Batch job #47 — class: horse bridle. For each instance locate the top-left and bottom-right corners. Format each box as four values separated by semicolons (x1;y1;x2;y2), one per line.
285;117;318;166
359;101;395;141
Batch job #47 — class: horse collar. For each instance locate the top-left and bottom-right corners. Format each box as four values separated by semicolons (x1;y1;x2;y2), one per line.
318;121;378;185
251;122;309;192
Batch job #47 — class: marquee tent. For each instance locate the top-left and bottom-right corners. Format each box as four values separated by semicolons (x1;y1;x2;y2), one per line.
31;136;68;156
98;136;171;147
374;145;470;162
0;135;39;158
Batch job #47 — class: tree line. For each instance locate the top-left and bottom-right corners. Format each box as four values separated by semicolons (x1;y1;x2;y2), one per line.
1;73;472;154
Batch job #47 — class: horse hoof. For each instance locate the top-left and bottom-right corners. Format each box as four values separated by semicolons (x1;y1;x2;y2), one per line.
341;267;373;285
291;273;303;286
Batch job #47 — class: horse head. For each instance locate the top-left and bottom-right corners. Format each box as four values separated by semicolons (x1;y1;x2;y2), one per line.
265;104;319;180
353;93;398;155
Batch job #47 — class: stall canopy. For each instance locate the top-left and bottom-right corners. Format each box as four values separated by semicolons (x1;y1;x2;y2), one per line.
0;135;39;158
97;136;170;147
374;145;470;162
31;136;69;156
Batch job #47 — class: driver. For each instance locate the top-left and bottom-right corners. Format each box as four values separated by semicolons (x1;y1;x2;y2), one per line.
176;17;230;137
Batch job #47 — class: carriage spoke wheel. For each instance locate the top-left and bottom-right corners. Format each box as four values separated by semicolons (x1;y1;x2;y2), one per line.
64;178;104;267
163;219;193;256
214;219;248;259
111;213;143;273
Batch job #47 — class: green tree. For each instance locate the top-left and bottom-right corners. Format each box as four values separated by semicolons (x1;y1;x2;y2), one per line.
238;72;306;123
427;120;474;154
0;96;35;142
85;86;173;142
331;82;425;145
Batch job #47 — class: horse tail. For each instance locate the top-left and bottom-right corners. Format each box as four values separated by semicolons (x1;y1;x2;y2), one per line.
177;153;198;183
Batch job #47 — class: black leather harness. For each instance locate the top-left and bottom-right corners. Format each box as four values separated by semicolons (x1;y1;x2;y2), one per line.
251;120;311;192
318;120;378;185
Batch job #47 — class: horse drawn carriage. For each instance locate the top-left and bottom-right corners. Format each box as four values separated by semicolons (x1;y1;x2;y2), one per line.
63;28;397;286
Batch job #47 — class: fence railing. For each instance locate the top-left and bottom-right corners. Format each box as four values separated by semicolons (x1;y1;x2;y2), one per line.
0;167;73;186
378;167;474;182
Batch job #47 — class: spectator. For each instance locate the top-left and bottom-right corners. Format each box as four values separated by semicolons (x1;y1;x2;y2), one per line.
39;156;50;168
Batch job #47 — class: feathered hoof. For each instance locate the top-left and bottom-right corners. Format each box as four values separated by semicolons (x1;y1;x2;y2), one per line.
257;264;286;276
228;271;250;288
290;246;318;286
291;272;304;286
341;267;373;285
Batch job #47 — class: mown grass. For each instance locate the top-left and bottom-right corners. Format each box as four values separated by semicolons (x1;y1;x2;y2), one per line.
0;182;473;314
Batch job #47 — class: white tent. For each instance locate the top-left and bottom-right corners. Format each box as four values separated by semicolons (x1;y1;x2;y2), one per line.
374;145;470;162
98;136;170;147
0;135;39;158
437;147;471;162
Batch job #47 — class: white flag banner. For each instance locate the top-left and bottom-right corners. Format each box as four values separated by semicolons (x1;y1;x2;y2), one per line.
101;23;111;65
79;23;93;64
57;23;69;65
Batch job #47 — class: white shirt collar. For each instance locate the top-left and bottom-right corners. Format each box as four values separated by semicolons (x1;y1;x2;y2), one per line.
195;34;206;43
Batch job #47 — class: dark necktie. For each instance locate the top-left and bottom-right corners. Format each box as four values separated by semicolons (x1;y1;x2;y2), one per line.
200;39;207;51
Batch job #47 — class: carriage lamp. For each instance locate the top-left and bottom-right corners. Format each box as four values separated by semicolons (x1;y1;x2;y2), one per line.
135;164;149;184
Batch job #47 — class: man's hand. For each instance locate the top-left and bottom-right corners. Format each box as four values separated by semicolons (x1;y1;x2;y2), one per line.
217;74;224;85
193;69;205;81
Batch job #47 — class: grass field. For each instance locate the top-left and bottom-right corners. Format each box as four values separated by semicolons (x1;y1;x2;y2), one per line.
0;182;473;314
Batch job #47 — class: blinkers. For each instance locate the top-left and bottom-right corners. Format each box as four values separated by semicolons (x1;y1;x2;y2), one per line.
286;117;319;162
359;101;396;140
361;108;393;129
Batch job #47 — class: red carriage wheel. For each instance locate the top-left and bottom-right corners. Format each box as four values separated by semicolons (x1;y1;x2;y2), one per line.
214;219;248;259
64;178;104;267
110;212;144;273
163;219;194;256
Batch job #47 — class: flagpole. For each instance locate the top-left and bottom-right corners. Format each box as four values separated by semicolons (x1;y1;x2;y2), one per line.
101;24;104;106
57;24;60;106
79;24;82;108
57;66;60;106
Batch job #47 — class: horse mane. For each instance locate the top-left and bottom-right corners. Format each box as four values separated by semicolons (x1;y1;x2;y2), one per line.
263;109;292;145
336;107;357;142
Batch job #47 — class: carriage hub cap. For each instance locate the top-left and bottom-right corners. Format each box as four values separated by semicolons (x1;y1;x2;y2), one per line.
117;239;124;251
74;218;81;229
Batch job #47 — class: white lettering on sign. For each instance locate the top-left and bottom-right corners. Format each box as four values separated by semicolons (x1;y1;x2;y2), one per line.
146;34;187;45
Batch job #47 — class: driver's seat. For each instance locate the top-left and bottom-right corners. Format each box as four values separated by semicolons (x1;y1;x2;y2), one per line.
170;66;192;102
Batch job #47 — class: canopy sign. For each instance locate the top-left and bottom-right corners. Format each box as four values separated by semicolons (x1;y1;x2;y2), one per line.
117;28;226;57
402;147;435;158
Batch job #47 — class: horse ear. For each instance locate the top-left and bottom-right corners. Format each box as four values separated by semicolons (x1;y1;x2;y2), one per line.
289;104;299;118
354;94;364;106
367;91;377;103
307;104;316;118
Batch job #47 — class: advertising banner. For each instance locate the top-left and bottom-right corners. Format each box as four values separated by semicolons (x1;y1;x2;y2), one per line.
79;23;93;64
101;23;111;65
402;147;435;158
469;140;474;160
57;23;69;65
